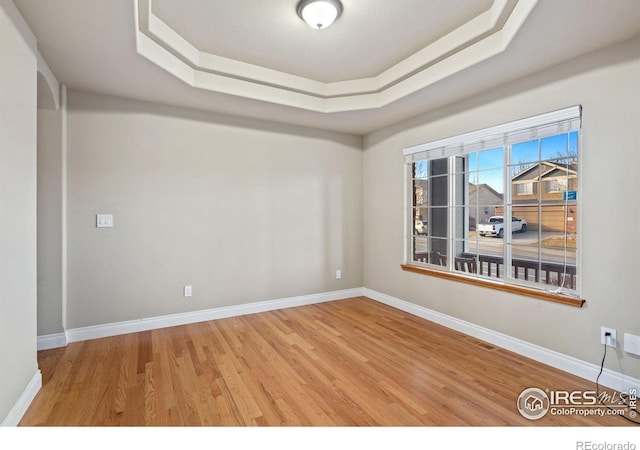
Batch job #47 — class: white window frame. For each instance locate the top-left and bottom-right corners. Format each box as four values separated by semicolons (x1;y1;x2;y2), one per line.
403;106;582;297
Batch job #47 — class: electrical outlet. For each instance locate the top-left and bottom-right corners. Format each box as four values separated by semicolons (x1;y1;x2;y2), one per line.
183;285;192;298
600;327;617;348
336;269;342;279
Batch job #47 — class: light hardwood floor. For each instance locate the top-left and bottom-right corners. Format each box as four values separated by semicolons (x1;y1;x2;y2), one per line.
20;297;632;426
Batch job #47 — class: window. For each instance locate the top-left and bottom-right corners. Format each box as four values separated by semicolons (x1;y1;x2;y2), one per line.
545;178;568;193
404;107;582;304
515;182;534;195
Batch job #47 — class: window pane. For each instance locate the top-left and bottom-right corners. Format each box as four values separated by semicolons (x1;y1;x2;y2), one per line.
474;204;503;230
454;155;469;174
511;243;539;262
453;206;466;240
510;207;534;233
413;160;429;180
411;157;449;267
430;158;448;208
413;234;429;263
510;162;538;204
541;242;577;290
541;204;569;233
413;180;429;208
453;239;478;275
429;237;448;266
512;139;539;166
477;147;504;170
475;168;504;197
476;252;504;279
465;148;503;173
541;258;576;289
541;241;576;266
467;152;477;172
510;244;540;284
540;158;578;204
540;133;570;160
473;232;502;253
430;207;448;238
540;206;577;259
453;160;466;209
413;209;428;235
510;160;538;178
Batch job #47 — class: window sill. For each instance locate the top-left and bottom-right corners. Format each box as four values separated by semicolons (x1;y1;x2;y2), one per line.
400;264;585;308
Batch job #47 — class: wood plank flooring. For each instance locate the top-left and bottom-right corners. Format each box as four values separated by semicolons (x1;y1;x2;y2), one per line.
20;297;633;426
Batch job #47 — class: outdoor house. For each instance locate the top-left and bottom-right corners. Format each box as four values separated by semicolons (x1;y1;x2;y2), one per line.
469;183;504;229
509;161;578;234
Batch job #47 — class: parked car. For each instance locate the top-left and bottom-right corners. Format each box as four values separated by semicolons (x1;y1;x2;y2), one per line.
415;220;428;235
476;216;527;238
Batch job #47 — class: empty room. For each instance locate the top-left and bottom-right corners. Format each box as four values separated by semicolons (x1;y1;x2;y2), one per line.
1;0;639;442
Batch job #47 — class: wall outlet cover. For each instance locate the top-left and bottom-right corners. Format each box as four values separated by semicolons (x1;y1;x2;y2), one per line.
601;327;617;348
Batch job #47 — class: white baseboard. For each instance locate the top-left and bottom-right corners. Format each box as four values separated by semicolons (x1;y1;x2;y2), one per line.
1;370;41;427
37;332;68;351
363;288;640;395
65;287;365;344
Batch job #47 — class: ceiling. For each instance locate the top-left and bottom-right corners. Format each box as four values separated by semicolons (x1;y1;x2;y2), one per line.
150;0;495;83
14;0;640;135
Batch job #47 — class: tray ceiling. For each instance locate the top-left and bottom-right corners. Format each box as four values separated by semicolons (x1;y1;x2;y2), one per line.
136;0;529;112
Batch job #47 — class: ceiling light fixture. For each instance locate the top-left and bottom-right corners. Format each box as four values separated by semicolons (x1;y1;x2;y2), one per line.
296;0;343;30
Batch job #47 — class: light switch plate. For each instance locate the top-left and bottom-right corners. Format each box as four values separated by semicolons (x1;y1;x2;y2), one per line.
624;333;640;356
96;214;113;228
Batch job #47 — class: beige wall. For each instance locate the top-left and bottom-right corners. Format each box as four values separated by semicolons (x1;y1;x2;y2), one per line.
37;107;64;336
63;91;363;329
363;38;640;377
0;0;38;422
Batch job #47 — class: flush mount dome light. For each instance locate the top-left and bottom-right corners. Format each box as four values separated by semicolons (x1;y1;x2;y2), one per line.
296;0;343;30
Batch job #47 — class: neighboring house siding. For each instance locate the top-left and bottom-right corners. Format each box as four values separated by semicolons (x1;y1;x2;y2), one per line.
469;183;503;228
511;162;577;233
512;205;578;233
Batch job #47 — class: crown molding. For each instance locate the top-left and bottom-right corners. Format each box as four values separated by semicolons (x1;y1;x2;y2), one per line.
134;0;538;113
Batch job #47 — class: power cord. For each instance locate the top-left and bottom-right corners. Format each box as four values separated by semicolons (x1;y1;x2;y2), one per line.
595;334;639;425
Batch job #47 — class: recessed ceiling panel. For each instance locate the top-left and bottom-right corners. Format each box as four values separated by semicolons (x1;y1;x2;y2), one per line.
152;0;494;83
137;0;534;112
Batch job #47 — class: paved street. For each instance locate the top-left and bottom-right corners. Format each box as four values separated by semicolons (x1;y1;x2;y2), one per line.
415;231;576;264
